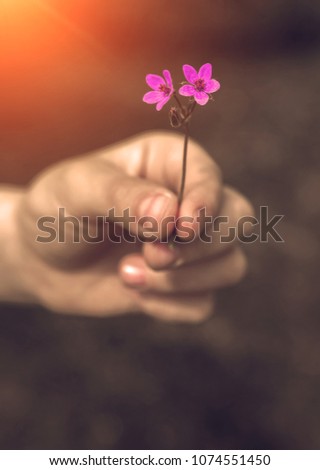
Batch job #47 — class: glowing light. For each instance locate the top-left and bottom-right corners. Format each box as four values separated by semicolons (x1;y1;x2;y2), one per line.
0;0;105;55
1;0;29;8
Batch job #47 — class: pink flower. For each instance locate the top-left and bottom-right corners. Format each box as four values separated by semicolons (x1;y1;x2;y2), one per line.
179;63;220;106
143;70;174;111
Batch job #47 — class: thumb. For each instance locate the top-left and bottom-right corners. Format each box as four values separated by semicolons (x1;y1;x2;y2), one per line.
104;169;178;239
50;156;178;240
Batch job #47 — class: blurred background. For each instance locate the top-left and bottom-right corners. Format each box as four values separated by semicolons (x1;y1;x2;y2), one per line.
1;0;320;449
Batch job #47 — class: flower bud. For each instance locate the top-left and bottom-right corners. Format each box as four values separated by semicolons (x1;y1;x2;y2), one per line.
169;107;183;128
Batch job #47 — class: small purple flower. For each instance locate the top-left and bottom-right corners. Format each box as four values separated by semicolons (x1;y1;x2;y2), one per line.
143;70;174;111
179;63;220;106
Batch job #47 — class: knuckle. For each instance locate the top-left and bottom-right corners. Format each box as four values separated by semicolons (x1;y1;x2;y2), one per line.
58;158;88;190
146;130;184;154
110;175;128;206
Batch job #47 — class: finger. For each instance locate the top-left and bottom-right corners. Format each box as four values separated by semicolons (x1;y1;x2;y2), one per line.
119;247;248;294
102;131;223;238
137;292;215;323
143;186;255;270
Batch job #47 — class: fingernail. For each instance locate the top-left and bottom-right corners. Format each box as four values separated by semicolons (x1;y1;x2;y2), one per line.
121;261;146;287
154;242;181;264
139;193;172;220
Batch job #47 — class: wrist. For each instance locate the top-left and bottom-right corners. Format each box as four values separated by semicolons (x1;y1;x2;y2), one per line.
0;186;36;304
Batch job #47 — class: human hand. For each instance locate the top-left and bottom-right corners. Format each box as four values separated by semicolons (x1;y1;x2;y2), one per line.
6;132;253;322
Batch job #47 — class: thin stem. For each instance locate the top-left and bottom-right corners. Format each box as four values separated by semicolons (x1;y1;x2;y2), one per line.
189;100;196;116
168;103;194;244
177;123;189;207
173;92;185;116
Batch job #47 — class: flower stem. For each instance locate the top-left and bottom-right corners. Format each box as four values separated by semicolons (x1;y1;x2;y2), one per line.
173;92;185;116
177;123;189;207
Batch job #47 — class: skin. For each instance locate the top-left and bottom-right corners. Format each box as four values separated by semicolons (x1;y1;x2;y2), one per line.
0;131;254;322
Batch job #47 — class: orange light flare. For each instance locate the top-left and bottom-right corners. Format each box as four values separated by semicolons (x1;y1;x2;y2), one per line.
0;0;224;133
1;0;104;71
0;0;111;129
0;0;149;96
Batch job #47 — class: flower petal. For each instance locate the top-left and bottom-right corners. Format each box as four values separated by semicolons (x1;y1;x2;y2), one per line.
205;79;220;93
182;64;198;84
156;95;171;111
143;91;162;104
198;63;212;82
194;91;209;106
146;74;165;90
163;69;173;90
179;84;195;97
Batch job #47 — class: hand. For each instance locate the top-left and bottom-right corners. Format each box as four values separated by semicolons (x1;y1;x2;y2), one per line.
6;132;253;322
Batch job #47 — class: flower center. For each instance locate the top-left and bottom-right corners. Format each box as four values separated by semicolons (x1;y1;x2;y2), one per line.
194;78;206;92
159;84;171;96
